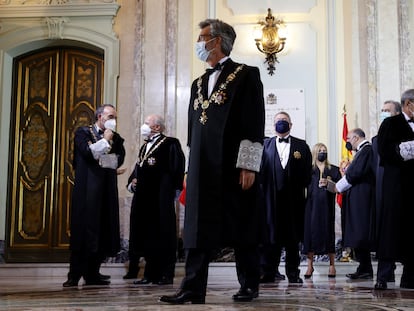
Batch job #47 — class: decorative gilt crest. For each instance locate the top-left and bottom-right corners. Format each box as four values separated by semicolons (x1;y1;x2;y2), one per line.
293;151;302;159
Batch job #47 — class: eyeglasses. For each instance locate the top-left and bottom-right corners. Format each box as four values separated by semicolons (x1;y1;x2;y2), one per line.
197;34;213;42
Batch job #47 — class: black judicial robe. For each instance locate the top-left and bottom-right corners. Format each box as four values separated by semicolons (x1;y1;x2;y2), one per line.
377;114;414;261
260;136;312;245
342;142;375;249
128;135;185;253
303;165;341;254
184;59;265;249
70;126;125;257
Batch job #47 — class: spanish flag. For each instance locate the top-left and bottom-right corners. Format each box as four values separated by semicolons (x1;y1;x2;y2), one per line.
337;109;353;207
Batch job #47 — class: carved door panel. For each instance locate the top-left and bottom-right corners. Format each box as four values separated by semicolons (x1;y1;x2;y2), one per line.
6;47;103;262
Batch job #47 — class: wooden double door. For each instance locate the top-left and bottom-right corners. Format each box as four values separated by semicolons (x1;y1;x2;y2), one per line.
5;47;104;262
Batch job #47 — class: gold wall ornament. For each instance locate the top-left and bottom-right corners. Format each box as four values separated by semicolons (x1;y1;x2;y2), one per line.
254;8;286;76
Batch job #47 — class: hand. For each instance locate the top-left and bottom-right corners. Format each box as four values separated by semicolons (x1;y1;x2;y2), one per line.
318;178;327;188
131;178;138;192
239;169;255;190
103;129;113;141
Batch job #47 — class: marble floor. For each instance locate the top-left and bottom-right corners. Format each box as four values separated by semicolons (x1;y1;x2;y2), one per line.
0;262;413;310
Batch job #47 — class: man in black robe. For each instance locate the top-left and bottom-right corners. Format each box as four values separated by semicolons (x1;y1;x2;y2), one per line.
160;19;265;304
124;114;185;285
63;104;126;287
260;112;312;284
336;128;375;280
376;89;414;289
371;100;400;289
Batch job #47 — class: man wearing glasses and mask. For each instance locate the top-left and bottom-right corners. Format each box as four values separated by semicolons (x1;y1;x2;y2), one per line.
160;19;265;304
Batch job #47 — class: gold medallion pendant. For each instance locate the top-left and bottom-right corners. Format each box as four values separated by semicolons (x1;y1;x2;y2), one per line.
194;64;244;125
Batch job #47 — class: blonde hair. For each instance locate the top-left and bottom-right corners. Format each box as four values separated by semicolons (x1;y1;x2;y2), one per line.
311;143;331;169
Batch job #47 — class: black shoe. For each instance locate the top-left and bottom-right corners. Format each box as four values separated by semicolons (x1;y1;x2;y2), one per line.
157;277;174;285
84;279;110;286
374;281;387;290
159;290;205;304
346;271;373;280
133;278;152;285
232;288;259;302
400;282;414;289
62;278;79;287
259;275;275;283
99;273;111;280
275;271;286;281
304;268;314;279
123;272;138;279
288;277;303;284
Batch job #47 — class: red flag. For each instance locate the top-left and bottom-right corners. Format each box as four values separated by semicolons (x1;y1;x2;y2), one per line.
178;174;187;206
337;110;352;207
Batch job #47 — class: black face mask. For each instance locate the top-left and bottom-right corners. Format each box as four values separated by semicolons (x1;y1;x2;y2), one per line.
345;142;353;151
317;152;327;162
275;120;290;134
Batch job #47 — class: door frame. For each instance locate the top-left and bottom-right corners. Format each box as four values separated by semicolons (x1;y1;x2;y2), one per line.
0;19;120;257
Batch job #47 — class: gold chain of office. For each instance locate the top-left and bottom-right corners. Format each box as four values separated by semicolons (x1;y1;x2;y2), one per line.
193;64;244;125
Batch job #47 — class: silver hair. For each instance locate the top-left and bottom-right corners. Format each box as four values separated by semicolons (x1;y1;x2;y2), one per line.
401;89;414;106
199;19;236;56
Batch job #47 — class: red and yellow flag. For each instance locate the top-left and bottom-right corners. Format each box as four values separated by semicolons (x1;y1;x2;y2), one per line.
337;109;353;207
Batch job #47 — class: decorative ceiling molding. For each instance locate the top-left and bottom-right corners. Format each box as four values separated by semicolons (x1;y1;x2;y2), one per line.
0;3;119;18
226;0;317;15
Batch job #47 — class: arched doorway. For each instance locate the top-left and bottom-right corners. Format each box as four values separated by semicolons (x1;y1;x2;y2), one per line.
5;46;104;262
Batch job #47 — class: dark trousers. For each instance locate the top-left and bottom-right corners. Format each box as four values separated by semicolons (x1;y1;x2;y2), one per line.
180;246;260;296
260;243;300;280
143;247;177;281
259;244;282;277
377;259;395;282
354;248;373;274
68;250;103;282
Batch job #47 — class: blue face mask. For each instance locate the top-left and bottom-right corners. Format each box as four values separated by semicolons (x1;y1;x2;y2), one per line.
195;38;215;62
275;120;290;134
379;111;391;123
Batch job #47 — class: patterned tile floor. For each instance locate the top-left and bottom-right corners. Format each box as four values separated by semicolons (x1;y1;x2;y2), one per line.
0;262;413;310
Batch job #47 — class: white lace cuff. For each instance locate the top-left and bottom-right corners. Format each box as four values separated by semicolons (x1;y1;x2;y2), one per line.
236;139;263;172
89;139;111;160
399;140;414;161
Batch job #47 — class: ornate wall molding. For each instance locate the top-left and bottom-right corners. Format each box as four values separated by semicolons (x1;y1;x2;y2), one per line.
165;0;178;135
0;3;119;18
366;0;379;138
398;0;412;92
45;17;69;39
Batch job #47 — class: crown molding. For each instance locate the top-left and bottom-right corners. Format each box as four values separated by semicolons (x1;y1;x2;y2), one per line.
0;3;120;18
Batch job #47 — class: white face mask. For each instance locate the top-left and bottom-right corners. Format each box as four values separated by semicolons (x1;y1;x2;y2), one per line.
379;111;391;123
195;38;215;62
104;119;116;131
140;124;151;138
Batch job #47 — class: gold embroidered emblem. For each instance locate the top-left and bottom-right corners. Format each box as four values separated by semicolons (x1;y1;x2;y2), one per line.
293;151;302;159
